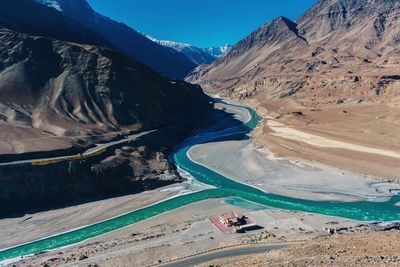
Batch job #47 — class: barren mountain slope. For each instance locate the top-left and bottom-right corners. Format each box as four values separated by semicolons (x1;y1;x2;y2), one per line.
188;0;400;102
0;28;211;214
0;28;208;154
187;0;400;179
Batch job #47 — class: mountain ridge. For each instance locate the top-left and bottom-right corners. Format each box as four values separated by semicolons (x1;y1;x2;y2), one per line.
144;34;217;65
0;28;208;152
0;0;111;48
187;0;400;104
33;0;196;79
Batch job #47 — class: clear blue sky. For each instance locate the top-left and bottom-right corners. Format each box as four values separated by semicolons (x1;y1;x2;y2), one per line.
87;0;318;48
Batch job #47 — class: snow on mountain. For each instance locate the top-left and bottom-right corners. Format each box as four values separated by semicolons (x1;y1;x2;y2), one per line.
34;0;231;69
34;0;63;11
206;44;233;58
145;34;232;65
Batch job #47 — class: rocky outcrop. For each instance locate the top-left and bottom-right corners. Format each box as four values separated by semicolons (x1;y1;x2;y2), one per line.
206;75;400;106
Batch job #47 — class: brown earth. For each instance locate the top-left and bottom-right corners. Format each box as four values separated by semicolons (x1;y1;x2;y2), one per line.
251;98;400;181
198;231;400;267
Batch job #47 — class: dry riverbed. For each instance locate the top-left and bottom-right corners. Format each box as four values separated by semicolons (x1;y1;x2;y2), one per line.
189;101;400;202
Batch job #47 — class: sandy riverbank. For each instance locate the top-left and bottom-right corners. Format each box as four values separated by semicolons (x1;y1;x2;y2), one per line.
189;102;400;202
189;140;399;202
0;178;208;250
11;198;359;267
250;100;400;181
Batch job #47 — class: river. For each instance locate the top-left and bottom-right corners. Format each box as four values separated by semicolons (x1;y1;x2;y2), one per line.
1;99;399;262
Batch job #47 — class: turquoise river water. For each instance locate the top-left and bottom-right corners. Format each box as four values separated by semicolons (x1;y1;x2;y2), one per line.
1;100;399;262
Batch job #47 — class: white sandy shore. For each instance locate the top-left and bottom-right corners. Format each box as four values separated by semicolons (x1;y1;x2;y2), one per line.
267;120;400;159
0;179;208;250
189;103;400;202
215;101;251;124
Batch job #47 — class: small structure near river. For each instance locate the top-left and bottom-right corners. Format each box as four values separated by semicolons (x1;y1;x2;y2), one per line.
210;213;260;233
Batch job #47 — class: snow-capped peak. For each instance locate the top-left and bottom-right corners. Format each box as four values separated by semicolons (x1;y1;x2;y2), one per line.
144;34;158;43
144;34;232;65
34;0;63;11
33;0;93;15
144;34;191;49
206;44;233;58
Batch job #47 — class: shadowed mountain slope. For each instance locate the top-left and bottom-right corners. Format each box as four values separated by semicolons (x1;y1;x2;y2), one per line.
33;0;197;79
0;0;110;48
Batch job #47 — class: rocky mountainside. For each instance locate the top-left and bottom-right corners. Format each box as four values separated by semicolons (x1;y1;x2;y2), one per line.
145;34;232;65
187;0;400;105
32;0;196;79
0;29;207;153
0;5;211;213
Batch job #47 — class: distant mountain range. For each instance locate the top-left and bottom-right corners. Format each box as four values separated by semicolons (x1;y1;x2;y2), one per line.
145;34;232;65
30;0;232;73
187;0;400;105
32;0;196;79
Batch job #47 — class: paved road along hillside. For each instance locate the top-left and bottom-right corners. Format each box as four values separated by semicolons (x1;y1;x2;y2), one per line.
159;243;288;267
0;130;156;167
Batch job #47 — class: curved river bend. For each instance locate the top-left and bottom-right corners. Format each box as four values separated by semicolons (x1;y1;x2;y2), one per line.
1;99;400;261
